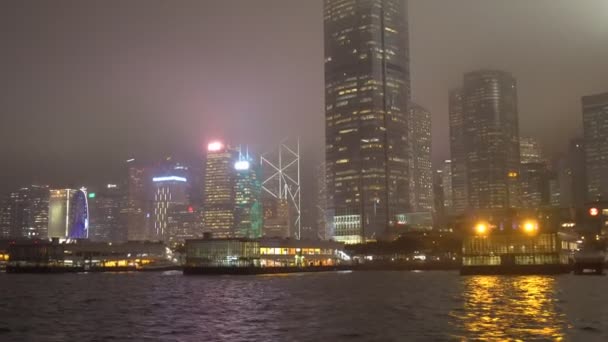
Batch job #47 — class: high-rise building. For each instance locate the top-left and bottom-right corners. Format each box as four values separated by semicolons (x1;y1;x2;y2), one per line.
124;159;149;241
569;138;587;208
316;162;332;240
203;141;238;238
409;103;433;212
48;188;89;239
233;156;263;239
441;160;453;212
88;184;126;242
520;162;551;208
262;197;290;238
520;137;544;164
448;88;467;214
462;70;521;210
0;185;49;239
152;175;188;243
432;169;445;226
582;92;608;202
324;0;411;243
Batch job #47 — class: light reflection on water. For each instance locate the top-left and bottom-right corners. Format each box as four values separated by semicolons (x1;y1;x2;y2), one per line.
454;276;567;341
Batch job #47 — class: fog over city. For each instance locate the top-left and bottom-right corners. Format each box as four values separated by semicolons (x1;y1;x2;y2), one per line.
1;0;606;193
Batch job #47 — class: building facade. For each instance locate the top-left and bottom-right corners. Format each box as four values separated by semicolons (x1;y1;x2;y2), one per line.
124;159;149;241
519;137;544;164
152;176;189;243
203;141;238;238
48;188;89;239
409;103;433;212
0;185;49;239
233;156;263;239
462;70;521;210
583;92;608;202
448;88;468;214
324;0;411;243
88;184;126;243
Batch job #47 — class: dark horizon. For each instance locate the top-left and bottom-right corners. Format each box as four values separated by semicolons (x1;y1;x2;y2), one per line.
1;0;607;193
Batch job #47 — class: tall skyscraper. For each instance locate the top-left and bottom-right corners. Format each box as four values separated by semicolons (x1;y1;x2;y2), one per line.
203;141;238;238
152;176;188;243
409;103;433;212
124;159;149;241
582;92;608;202
519;137;544;164
324;0;411;243
441;160;453;212
89;184;126;242
448;88;467;214
233;154;263;239
462;70;521;210
0;185;49;239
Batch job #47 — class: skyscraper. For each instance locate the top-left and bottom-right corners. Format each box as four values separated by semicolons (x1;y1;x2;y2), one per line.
0;185;49;239
441;160;453;212
582;92;608;202
48;188;89;239
409;103;433;212
233;154;262;239
462;70;520;210
448;88;467;214
324;0;411;243
124;159;149;241
203;141;238;238
519;137;544;164
152;176;188;243
89;184;126;242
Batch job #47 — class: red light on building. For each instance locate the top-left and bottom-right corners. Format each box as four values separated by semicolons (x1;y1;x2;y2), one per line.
590;207;599;216
188;206;194;213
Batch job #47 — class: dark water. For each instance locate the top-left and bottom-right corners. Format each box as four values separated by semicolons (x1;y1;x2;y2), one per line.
1;271;608;341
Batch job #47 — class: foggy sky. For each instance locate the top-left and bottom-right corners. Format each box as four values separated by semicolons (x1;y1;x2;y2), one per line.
1;0;607;194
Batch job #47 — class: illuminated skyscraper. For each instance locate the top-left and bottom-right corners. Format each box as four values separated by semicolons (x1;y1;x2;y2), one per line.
203;141;238;237
48;188;89;239
409;103;433;212
462;70;520;210
233;153;263;239
324;0;411;243
448;88;467;214
0;185;49;239
152;176;188;243
583;92;608;202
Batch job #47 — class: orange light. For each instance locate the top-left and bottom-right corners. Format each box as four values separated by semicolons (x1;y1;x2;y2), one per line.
475;223;488;235
590;208;599;216
522;220;538;235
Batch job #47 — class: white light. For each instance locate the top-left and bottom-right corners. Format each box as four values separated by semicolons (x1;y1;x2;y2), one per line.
126;158;135;163
107;184;117;189
153;176;187;183
208;141;223;152
234;160;250;170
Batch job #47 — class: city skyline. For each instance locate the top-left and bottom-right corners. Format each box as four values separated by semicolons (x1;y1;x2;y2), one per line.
1;0;607;195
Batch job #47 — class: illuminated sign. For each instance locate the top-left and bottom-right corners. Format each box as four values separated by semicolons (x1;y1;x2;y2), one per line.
590;207;599;216
88;193;96;199
234;160;250;170
152;176;187;183
126;158;135;163
208;141;223;152
107;184;117;189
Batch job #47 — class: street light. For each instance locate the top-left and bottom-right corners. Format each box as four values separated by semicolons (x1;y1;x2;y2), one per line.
475;222;488;235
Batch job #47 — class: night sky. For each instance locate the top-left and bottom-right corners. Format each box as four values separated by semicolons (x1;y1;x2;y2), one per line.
1;0;607;194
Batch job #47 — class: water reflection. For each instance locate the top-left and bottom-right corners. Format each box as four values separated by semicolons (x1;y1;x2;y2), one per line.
453;276;566;340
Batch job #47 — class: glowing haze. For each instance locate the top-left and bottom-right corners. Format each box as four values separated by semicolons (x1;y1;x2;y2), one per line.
0;0;606;194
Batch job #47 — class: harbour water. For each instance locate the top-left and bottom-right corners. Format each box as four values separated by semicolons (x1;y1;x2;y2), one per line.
1;271;607;341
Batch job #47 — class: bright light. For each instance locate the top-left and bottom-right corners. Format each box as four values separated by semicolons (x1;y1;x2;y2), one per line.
208;141;223;152
126;158;135;163
88;193;96;199
234;160;250;170
152;176;187;183
107;184;117;189
475;222;488;235
590;208;599;216
523;220;538;234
